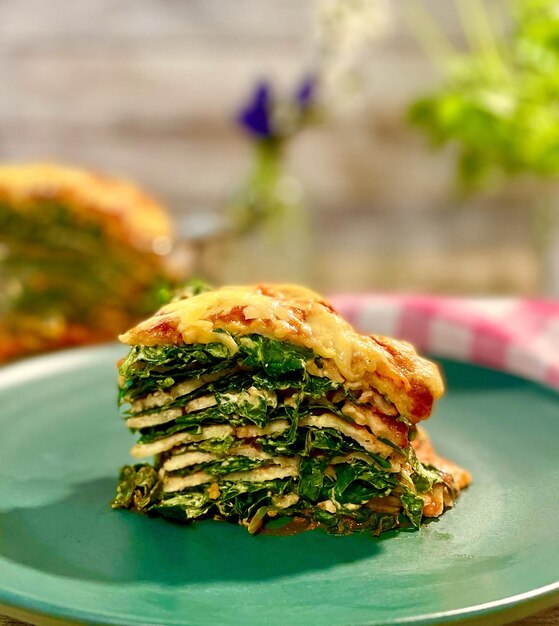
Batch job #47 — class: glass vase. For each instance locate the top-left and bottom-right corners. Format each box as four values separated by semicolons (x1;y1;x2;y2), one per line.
222;140;311;285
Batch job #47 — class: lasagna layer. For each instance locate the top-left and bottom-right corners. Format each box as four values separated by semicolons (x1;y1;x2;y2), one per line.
120;284;443;423
113;283;470;536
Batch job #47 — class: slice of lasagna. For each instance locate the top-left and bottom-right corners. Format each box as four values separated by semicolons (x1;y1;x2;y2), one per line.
0;163;177;363
113;284;470;535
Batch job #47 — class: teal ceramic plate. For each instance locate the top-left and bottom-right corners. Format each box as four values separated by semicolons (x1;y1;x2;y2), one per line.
0;345;558;626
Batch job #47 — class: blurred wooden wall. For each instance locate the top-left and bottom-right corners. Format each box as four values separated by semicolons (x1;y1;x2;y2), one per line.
0;0;539;294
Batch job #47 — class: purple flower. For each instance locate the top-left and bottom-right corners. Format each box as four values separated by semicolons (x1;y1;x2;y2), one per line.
236;81;274;139
236;74;319;141
295;74;317;110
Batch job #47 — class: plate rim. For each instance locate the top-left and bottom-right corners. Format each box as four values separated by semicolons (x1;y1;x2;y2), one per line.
1;579;558;626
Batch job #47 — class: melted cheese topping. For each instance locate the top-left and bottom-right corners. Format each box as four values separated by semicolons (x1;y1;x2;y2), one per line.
120;284;444;422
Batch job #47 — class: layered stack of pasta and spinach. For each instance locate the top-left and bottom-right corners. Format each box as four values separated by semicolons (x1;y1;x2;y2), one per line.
113;284;470;535
0;163;176;363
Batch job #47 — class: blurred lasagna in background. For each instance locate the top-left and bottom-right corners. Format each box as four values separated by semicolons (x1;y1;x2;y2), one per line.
0;163;180;364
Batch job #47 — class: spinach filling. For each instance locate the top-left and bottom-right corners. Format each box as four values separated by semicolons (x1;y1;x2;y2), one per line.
119;334;336;403
114;334;445;534
113;465;404;535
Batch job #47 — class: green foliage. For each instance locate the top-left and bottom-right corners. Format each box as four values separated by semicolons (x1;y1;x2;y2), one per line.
408;0;559;190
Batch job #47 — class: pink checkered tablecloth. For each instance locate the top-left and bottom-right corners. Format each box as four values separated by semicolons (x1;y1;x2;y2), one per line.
330;294;559;390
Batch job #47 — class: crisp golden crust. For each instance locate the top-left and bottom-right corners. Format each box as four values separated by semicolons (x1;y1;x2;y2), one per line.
0;162;173;252
120;284;444;422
